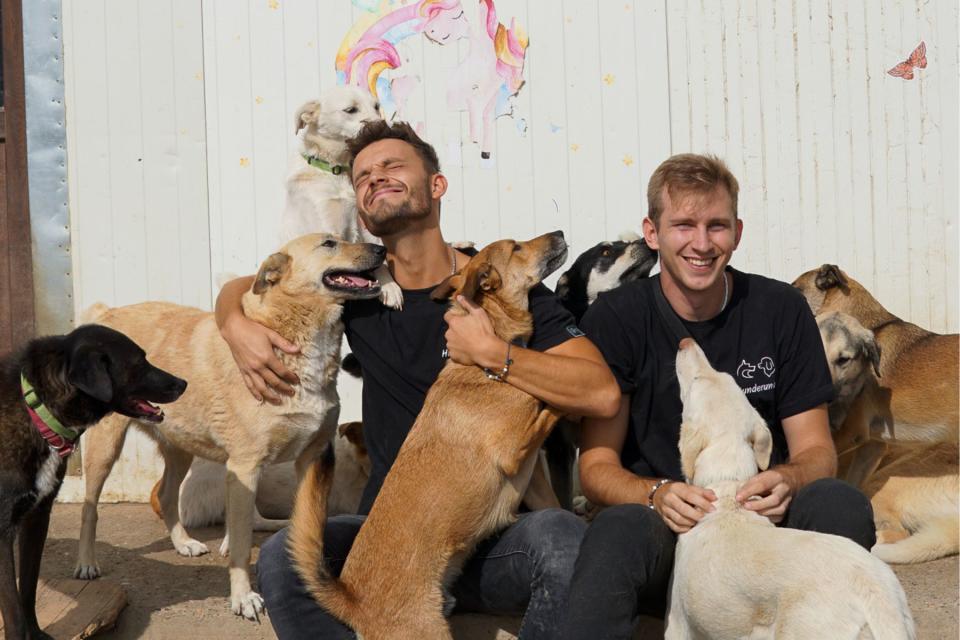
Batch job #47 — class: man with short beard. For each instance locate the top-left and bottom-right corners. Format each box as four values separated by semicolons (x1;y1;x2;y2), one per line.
215;120;621;639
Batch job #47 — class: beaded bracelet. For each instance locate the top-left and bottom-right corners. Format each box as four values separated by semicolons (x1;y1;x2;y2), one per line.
647;478;673;509
483;342;513;382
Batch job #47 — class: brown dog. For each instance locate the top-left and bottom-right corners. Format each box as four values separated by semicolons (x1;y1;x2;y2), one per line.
74;234;384;620
288;231;569;639
794;265;958;485
817;311;959;564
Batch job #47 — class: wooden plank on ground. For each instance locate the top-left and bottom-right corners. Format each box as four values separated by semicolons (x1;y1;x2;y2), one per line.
0;578;126;640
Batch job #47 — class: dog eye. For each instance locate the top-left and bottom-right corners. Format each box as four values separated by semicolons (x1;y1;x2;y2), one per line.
835;356;851;365
321;239;337;248
601;248;611;257
512;245;521;252
344;106;359;114
373;103;381;111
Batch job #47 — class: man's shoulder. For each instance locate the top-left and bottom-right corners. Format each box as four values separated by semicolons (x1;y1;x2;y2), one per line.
737;269;808;310
594;276;656;309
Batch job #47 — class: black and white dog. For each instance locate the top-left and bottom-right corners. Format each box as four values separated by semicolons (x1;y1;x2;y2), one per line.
547;233;658;509
0;324;185;639
555;233;659;322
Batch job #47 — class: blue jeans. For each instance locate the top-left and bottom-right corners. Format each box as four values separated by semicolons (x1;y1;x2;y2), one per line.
559;478;877;640
257;508;586;639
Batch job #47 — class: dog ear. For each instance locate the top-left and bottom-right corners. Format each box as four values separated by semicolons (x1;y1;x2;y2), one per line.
863;339;882;378
679;423;706;482
750;419;773;471
294;100;321;134
430;273;464;301
253;252;291;294
815;264;849;293
337;421;365;448
67;348;114;403
478;264;502;293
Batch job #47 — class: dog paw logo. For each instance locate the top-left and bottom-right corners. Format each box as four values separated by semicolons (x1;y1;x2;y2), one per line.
757;357;776;378
737;360;757;379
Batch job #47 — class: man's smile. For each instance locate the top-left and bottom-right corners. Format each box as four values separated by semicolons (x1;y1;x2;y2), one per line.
368;185;404;205
683;256;718;271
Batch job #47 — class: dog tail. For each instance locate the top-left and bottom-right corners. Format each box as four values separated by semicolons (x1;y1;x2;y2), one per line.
287;444;360;624
79;302;111;324
872;520;960;564
858;562;917;640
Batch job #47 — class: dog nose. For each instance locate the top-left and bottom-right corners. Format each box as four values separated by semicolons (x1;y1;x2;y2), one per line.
548;230;565;241
372;245;386;257
679;338;695;350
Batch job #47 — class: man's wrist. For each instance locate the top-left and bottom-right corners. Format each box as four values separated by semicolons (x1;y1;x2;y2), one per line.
478;337;509;369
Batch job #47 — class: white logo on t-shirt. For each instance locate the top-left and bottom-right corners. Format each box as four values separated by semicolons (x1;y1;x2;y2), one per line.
737;357;776;380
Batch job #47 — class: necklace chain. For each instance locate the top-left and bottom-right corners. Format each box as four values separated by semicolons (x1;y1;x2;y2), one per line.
448;243;457;275
719;271;729;314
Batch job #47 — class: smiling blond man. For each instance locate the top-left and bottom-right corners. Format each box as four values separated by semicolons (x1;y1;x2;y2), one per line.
559;154;876;639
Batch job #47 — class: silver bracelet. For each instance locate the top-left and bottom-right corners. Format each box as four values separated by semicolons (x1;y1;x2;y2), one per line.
483;343;513;382
647;478;673;510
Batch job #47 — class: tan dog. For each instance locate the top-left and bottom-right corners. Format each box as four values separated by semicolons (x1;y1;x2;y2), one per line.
817;312;959;564
794;264;959;445
288;231;569;640
666;338;915;640
74;234;384;620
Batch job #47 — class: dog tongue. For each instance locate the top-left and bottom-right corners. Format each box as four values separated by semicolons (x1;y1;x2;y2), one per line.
135;399;161;415
340;274;372;287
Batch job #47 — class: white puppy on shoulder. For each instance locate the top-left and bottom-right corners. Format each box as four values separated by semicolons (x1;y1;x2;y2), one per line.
666;338;914;640
281;85;403;309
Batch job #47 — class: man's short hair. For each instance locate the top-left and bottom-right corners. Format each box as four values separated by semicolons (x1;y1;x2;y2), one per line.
647;153;739;226
346;120;441;175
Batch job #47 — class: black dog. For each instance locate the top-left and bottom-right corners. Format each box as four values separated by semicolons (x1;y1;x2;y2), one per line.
547;235;658;509
0;324;185;639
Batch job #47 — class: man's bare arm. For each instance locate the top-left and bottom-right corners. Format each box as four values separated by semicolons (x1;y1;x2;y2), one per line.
579;396;716;533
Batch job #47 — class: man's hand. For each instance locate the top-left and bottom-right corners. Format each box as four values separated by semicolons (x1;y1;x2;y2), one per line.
652;482;717;534
443;296;506;368
220;313;301;404
735;469;794;523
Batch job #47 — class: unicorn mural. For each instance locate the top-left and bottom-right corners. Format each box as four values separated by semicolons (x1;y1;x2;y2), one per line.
336;0;529;159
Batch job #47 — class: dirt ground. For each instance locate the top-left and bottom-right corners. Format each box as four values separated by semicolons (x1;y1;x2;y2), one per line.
40;503;958;639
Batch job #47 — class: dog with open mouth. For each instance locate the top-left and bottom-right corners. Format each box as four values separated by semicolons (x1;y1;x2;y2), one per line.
74;233;384;621
288;231;570;639
0;324;185;640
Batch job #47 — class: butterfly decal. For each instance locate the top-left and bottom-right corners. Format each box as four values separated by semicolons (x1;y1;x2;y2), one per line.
887;41;927;80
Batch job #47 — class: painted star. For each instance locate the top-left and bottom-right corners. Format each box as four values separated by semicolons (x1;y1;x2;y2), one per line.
622;154;634;167
603;73;615;86
239;157;250;167
570;143;580;152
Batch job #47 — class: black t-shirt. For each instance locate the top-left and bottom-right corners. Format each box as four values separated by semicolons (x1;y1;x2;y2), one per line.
344;283;580;514
580;267;833;481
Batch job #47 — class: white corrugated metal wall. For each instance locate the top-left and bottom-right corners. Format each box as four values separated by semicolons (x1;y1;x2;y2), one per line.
59;0;958;501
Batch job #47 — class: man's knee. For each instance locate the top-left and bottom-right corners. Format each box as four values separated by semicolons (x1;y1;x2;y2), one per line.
787;478;876;550
256;529;295;593
580;504;675;569
521;508;587;577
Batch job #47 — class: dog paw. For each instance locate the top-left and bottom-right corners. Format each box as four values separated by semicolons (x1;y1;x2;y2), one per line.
175;539;210;557
231;590;265;621
219;535;230;557
74;563;101;580
379;282;404;310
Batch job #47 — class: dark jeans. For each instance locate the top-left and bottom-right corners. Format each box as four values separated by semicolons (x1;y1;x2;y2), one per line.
257;508;586;639
559;478;876;640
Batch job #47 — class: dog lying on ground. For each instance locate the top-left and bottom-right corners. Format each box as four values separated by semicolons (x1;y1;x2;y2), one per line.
0;324;185;640
817;311;960;564
281;87;402;309
74;234;384;620
794;264;958;442
149;421;370;540
666;338;915;640
289;231;569;639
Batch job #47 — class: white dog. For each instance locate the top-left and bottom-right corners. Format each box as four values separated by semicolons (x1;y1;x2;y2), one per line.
281;85;403;309
666;338;915;640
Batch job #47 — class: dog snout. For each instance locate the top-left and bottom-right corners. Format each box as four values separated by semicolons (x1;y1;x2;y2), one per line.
371;245;386;259
679;338;696;351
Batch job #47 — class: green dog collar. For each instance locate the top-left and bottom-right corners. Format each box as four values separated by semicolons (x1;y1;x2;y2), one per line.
302;154;349;176
21;373;80;442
